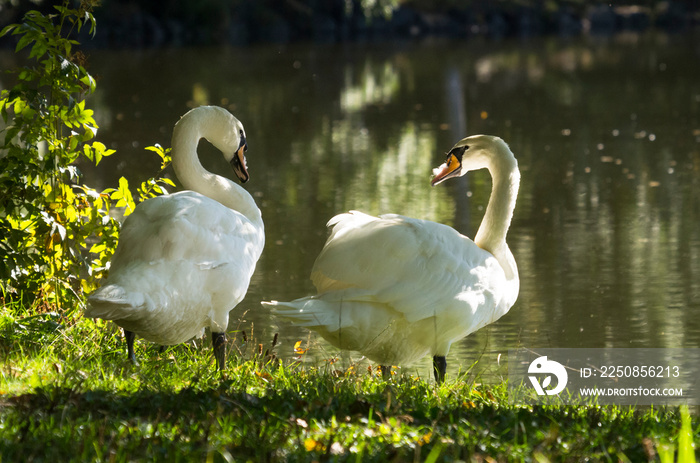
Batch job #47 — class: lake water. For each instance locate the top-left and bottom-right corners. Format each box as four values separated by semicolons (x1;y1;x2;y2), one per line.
7;32;699;381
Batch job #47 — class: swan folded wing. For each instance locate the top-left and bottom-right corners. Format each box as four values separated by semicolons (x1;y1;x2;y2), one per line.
111;192;263;269
311;212;418;292
310;212;504;326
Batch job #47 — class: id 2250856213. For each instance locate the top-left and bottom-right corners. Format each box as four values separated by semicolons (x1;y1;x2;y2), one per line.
508;349;700;405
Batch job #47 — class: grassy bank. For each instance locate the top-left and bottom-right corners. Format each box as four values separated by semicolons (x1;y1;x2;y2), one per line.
1;311;698;462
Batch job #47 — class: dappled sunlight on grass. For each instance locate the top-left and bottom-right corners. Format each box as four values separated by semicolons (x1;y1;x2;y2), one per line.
1;313;697;461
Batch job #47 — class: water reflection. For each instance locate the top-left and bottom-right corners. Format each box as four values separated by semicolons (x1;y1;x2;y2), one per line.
5;33;699;380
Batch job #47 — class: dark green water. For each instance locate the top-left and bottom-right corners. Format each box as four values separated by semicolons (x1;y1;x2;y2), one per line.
7;32;699;380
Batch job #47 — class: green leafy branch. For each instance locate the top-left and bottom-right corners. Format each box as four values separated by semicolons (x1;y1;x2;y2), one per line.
0;1;174;316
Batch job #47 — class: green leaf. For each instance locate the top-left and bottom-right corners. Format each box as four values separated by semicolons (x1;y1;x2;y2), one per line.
93;147;102;166
0;24;17;38
84;124;98;140
116;177;135;213
15;33;34;53
82;144;94;163
80;74;97;93
89;243;106;254
29;41;48;59
86;14;97;37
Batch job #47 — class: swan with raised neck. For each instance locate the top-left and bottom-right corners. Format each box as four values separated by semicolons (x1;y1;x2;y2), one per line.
432;134;520;300
266;134;520;383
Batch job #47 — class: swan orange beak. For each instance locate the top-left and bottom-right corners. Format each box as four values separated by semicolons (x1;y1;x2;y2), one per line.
431;153;462;186
231;135;249;183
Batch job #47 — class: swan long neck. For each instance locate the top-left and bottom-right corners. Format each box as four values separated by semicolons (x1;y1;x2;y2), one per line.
171;111;262;227
474;148;520;282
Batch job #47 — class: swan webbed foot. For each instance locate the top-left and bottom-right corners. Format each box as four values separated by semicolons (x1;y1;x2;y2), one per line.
433;355;446;384
124;329;139;366
212;332;226;371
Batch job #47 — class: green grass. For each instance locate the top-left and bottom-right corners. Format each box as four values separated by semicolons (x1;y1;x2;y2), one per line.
1;308;698;462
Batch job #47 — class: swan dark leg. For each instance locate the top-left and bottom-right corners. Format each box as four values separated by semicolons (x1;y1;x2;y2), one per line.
212;332;226;371
433;355;447;384
380;365;391;380
124;329;138;365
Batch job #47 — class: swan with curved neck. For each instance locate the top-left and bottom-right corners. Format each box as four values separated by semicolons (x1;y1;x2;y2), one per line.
432;134;520;295
265;134;519;383
86;106;264;371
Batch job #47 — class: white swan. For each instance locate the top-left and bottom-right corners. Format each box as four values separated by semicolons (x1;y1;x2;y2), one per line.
86;106;265;371
264;135;519;383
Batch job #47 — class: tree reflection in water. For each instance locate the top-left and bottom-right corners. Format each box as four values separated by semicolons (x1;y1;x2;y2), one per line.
5;33;694;380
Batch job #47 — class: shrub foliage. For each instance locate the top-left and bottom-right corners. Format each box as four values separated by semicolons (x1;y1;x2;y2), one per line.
0;1;173;315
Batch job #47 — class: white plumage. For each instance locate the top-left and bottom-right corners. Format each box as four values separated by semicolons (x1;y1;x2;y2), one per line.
264;135;519;382
86;106;264;370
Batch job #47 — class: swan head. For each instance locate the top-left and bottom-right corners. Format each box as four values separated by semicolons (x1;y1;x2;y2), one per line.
208;108;249;184
431;135;511;186
176;106;250;184
229;128;249;184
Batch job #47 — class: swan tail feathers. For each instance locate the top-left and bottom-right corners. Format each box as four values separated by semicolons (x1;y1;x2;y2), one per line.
264;297;395;354
85;284;147;321
263;299;337;327
264;297;386;331
264;298;356;329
